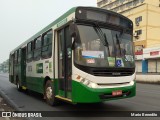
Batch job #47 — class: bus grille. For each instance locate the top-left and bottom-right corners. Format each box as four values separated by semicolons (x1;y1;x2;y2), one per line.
92;69;134;77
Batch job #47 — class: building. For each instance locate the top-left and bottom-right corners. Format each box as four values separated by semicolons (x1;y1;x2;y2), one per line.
97;0;160;73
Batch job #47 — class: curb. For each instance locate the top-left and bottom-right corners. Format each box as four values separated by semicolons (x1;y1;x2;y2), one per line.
136;80;160;85
0;88;22;111
0;108;10;120
0;88;34;120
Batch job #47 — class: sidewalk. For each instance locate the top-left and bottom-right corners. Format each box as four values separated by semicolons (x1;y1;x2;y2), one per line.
0;96;11;120
136;73;160;84
0;95;23;120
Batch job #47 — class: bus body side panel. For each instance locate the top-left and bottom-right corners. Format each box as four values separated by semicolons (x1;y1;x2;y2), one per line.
25;60;49;94
52;79;72;100
9;73;14;83
13;63;21;85
9;8;76;94
20;47;27;87
25;30;54;94
26;76;44;94
72;80;136;103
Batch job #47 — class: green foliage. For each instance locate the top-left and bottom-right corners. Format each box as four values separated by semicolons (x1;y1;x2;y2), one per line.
0;59;9;73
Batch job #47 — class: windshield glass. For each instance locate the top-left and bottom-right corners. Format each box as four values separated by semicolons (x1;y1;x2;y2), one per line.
74;25;135;68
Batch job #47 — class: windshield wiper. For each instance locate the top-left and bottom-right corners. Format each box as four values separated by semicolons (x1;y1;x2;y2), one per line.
93;23;110;56
115;34;122;56
93;23;107;46
104;33;110;56
115;29;125;56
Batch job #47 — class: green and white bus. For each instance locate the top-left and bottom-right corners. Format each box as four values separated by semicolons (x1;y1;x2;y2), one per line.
9;7;136;105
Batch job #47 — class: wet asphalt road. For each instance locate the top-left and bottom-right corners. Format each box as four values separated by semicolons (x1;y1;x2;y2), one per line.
0;73;159;120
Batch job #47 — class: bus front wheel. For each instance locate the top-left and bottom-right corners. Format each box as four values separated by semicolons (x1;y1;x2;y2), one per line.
45;80;58;106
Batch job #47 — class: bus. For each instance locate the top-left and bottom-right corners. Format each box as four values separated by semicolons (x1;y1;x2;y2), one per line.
9;7;136;105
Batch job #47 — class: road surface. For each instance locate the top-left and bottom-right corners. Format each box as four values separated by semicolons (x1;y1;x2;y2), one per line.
0;73;159;120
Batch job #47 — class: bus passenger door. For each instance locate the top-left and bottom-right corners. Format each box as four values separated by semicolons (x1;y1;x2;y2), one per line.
57;26;72;99
21;47;26;87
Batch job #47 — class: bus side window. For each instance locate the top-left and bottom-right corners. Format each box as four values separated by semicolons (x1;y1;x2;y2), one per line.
33;36;41;60
18;49;21;63
27;42;33;62
9;54;14;75
41;30;52;59
14;51;18;64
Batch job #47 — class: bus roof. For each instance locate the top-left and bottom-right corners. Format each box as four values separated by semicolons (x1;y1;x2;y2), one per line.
10;7;77;54
10;6;132;54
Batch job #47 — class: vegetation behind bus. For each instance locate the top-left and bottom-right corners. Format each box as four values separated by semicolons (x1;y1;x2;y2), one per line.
0;59;9;73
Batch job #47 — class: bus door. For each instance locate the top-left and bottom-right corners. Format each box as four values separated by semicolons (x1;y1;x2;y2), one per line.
21;47;26;87
57;26;72;99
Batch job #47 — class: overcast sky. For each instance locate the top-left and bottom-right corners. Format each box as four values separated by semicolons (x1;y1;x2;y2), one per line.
0;0;97;63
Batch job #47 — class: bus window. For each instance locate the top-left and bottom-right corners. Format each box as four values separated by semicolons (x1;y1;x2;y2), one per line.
42;30;52;59
33;37;41;60
18;49;21;63
27;42;33;62
14;51;18;64
9;54;14;75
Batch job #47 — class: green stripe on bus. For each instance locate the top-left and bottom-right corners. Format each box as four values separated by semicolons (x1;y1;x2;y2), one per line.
23;77;136;103
71;80;136;103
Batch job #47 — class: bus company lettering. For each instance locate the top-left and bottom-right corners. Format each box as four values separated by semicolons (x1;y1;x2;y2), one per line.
112;72;121;76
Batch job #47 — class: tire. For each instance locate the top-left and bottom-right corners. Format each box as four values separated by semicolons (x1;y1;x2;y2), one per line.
45;80;59;106
16;79;22;91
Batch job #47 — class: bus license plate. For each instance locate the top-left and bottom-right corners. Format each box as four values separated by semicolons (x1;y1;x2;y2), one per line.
112;90;122;96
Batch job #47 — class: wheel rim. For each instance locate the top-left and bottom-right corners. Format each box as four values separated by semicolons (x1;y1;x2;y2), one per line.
46;87;53;99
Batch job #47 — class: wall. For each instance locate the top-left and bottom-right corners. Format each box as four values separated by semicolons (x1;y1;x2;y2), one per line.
146;5;160;47
123;4;148;47
145;0;159;7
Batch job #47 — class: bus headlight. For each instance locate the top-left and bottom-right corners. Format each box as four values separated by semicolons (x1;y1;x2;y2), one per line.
88;82;98;88
80;79;98;88
83;79;90;86
130;80;135;86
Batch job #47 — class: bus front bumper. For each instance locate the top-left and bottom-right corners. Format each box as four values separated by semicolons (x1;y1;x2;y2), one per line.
72;80;136;103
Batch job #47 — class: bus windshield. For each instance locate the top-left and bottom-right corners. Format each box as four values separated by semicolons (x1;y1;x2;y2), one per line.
74;25;135;68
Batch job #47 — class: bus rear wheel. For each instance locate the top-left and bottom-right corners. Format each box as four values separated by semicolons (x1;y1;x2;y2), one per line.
45;80;58;106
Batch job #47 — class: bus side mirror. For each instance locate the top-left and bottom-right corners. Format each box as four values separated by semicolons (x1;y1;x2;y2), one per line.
69;23;77;38
71;37;75;50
